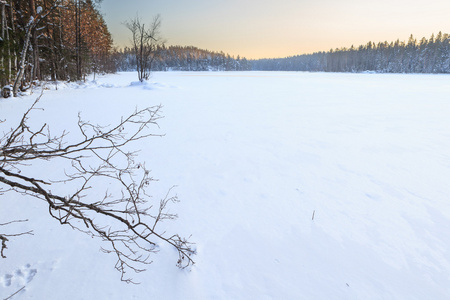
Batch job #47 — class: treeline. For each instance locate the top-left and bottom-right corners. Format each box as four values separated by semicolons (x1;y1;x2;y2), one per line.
253;32;450;73
0;0;113;95
115;45;252;72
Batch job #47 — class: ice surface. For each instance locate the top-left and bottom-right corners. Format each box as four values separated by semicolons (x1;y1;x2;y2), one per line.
1;71;450;299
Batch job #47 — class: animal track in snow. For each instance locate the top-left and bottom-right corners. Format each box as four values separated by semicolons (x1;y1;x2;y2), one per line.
1;264;37;287
2;274;13;287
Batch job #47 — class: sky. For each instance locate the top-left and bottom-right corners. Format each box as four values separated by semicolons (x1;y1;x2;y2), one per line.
99;0;450;59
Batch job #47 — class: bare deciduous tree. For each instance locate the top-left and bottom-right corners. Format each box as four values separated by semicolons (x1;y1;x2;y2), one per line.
125;14;164;82
0;95;195;283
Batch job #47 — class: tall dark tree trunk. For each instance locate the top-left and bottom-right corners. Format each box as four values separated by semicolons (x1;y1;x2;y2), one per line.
1;1;14;86
1;2;6;87
75;0;82;80
9;0;17;75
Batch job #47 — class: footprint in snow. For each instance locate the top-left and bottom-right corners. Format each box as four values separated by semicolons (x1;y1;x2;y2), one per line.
2;274;13;287
1;264;37;287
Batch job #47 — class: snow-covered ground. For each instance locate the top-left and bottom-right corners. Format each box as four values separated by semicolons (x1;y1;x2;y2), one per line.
1;71;450;299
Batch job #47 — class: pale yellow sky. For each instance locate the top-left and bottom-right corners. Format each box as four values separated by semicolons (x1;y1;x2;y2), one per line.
100;0;450;59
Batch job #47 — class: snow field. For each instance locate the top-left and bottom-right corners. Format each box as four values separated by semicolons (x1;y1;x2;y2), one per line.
1;71;450;299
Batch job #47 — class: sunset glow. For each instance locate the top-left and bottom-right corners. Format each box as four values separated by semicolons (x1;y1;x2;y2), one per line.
100;0;450;59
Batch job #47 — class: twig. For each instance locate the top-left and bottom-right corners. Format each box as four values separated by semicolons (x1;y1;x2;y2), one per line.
0;219;29;226
3;285;26;300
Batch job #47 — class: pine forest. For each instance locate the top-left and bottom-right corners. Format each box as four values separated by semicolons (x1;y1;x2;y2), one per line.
253;32;450;73
0;0;113;96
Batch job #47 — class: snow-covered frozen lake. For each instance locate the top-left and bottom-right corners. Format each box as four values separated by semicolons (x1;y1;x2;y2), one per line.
1;71;450;299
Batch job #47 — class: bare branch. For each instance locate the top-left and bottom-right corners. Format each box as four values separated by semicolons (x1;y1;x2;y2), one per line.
0;234;8;258
0;97;195;282
0;219;29;226
3;285;26;300
0;219;33;258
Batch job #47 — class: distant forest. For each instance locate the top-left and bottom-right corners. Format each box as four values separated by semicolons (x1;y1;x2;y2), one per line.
115;46;252;72
115;32;450;74
253;32;450;73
